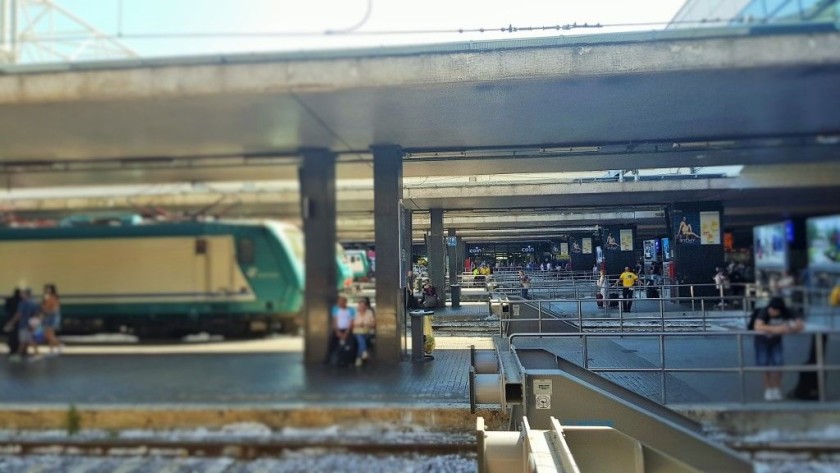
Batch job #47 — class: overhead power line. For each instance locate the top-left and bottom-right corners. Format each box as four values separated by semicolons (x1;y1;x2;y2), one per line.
13;17;763;44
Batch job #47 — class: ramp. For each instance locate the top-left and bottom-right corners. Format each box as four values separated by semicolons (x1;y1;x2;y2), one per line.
510;347;751;472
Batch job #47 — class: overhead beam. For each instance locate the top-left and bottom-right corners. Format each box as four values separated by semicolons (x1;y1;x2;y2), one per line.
4;32;838;106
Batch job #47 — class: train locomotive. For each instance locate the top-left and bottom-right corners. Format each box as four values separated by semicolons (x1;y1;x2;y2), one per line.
0;219;353;337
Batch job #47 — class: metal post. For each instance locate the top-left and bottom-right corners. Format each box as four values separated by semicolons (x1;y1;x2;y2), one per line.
701;299;706;332
659;334;667;404
538;300;542;334
577;299;583;332
582;334;588;369
737;333;745;404
619;300;624;332
817;333;826;402
803;286;810;319
691;285;696;312
659;297;665;331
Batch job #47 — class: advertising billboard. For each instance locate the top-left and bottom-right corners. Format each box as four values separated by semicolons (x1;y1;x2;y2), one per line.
644;239;656;261
807;215;840;272
661;238;671;262
754;222;788;270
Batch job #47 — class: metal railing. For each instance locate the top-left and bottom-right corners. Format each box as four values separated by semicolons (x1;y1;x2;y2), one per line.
498;294;757;337
509;330;840;404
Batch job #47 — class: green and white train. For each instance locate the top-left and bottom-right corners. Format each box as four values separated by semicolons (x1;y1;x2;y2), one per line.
344;249;373;280
0;220;353;337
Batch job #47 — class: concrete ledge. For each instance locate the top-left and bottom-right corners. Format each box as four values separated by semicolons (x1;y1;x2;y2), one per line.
0;404;507;432
674;403;840;436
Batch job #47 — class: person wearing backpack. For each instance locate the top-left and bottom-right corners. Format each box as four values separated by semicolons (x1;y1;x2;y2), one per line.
750;297;803;401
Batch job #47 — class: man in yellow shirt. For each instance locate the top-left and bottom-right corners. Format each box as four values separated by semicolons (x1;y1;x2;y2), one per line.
615;266;639;312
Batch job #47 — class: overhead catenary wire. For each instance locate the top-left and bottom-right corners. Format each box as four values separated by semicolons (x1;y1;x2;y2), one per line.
12;17;763;44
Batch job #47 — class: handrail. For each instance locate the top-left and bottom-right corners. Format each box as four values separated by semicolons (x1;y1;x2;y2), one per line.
509;330;839;404
497;287;840;348
498;295;758;337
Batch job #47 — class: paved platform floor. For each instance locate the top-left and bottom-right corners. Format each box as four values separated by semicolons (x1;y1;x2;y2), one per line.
0;337;496;406
1;326;835;408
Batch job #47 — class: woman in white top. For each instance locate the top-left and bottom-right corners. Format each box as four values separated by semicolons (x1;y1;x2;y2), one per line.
597;270;608;303
353;297;376;366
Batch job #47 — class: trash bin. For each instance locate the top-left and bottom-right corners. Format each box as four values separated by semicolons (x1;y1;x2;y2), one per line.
410;310;435;362
450;284;461;308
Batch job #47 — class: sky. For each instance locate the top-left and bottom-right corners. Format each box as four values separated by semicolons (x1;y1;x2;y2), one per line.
38;0;688;60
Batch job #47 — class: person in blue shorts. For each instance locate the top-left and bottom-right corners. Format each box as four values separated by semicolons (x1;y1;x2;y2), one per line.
753;297;803;401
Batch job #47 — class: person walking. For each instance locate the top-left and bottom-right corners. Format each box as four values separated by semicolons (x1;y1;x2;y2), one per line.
519;271;531;299
3;289;22;357
714;267;730;309
4;289;42;361
597;270;608;308
41;284;62;355
752;297;804;401
615;267;639;312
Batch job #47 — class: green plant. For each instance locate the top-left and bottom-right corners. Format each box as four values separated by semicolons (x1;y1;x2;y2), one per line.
65;404;82;436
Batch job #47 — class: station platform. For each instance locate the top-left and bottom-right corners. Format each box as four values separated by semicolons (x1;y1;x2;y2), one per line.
0;337;477;407
1;329;836;429
0;336;503;432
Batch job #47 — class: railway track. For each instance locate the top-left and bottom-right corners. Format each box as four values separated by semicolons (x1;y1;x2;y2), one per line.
728;441;840;460
0;438;475;459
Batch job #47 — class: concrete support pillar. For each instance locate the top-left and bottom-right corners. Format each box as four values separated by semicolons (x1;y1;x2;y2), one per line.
447;228;459;284
403;208;413;283
298;148;337;364
373;145;404;362
429;208;446;307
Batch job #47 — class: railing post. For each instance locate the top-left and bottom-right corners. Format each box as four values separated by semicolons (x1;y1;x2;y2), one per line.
701;299;707;332
659;334;666;405
743;294;749;322
582;334;588;370
577;300;583;332
659;297;665;331
801;286;807;317
817;333;826;403
737;333;745;404
690;285;695;312
538;300;542;334
619;300;624;332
